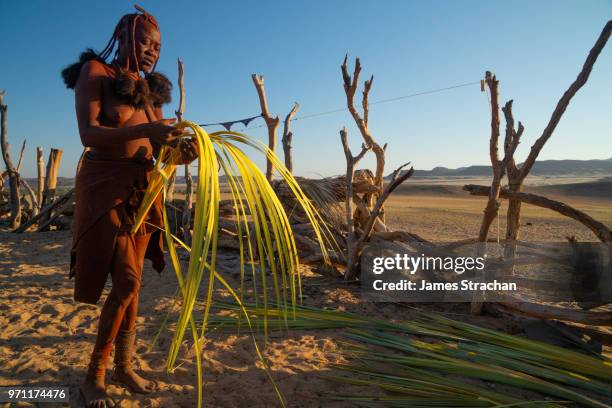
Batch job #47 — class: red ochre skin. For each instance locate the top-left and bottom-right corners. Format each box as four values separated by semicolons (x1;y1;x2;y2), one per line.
71;16;197;408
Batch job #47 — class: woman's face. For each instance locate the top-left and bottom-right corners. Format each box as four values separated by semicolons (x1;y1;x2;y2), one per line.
135;21;160;72
118;19;161;72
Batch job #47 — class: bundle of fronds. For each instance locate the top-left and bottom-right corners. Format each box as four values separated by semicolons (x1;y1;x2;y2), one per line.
209;303;612;407
273;176;347;231
132;121;336;407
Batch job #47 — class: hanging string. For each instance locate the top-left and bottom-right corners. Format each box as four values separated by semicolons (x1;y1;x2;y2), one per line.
200;114;262;131
198;80;480;131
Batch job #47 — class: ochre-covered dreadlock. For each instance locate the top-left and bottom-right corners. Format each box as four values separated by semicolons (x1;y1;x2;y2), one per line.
62;5;171;109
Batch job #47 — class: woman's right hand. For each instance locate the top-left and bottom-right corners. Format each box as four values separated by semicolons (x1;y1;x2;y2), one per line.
145;119;183;146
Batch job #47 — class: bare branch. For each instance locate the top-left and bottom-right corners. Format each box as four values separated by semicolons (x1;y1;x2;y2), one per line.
464;184;612;242
519;20;612;180
0;91;21;228
485;71;501;173
282;102;300;173
15;139;26;173
354;143;370;163
501;100;521;162
36;147;44;205
20;178;39;215
252;74;280;181
362;75;373;126
175;58;185;122
340;56;386;207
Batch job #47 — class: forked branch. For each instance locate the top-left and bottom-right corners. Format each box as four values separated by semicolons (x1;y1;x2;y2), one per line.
519;20;612;181
252;74;280;182
341;55;385;218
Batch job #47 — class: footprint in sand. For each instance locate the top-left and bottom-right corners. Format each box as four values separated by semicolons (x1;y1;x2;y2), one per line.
40;304;60;317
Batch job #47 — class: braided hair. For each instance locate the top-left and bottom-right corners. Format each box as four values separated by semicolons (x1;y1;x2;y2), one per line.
62;5;171;109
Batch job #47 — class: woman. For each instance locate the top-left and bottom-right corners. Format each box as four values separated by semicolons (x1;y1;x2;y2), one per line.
62;6;196;407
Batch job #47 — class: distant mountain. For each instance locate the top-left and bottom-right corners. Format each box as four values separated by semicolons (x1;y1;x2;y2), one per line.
390;159;612;179
21;158;612;186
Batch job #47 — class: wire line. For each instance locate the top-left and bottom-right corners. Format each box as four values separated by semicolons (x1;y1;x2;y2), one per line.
199;80;480;130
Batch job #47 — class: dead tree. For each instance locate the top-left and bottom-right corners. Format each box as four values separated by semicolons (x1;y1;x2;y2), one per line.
36;147;44;205
0;91;22;229
477;72;524;243
168;58;186;205
341;55;387;225
337;56;416;278
251;74;280;182
39;148;62;228
175;58;185;123
472;72;523;314
340;127;371;278
41;149;62;206
503;20;611;261
466;21;612;317
282;102;299;173
14;140;40;217
174;58;193;246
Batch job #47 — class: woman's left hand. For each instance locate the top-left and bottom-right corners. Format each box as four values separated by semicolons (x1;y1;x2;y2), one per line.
179;138;199;164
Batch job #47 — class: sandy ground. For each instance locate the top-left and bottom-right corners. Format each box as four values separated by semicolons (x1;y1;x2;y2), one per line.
1;191;610;407
385;192;612;242
0;230;377;408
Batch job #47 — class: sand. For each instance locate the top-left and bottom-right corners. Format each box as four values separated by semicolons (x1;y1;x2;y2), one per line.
1;191;610;407
0;230;377;407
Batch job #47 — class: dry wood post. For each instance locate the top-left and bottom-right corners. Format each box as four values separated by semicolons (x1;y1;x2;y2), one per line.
341;55;387;225
174;58;193;245
167;58;186;205
175;58;185;122
39;148;62;227
251;74;280;182
281;102;299;173
36;147;44;205
476;72;524;242
471;72;523;314
503;20;611;261
477;71;502;243
15;140;40;216
340;127;371;278
42;148;62;205
0;91;22;229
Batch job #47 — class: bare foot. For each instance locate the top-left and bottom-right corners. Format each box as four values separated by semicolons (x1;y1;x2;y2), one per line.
80;376;115;407
112;367;158;394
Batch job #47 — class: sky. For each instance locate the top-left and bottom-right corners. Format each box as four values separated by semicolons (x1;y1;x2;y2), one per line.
1;0;611;178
